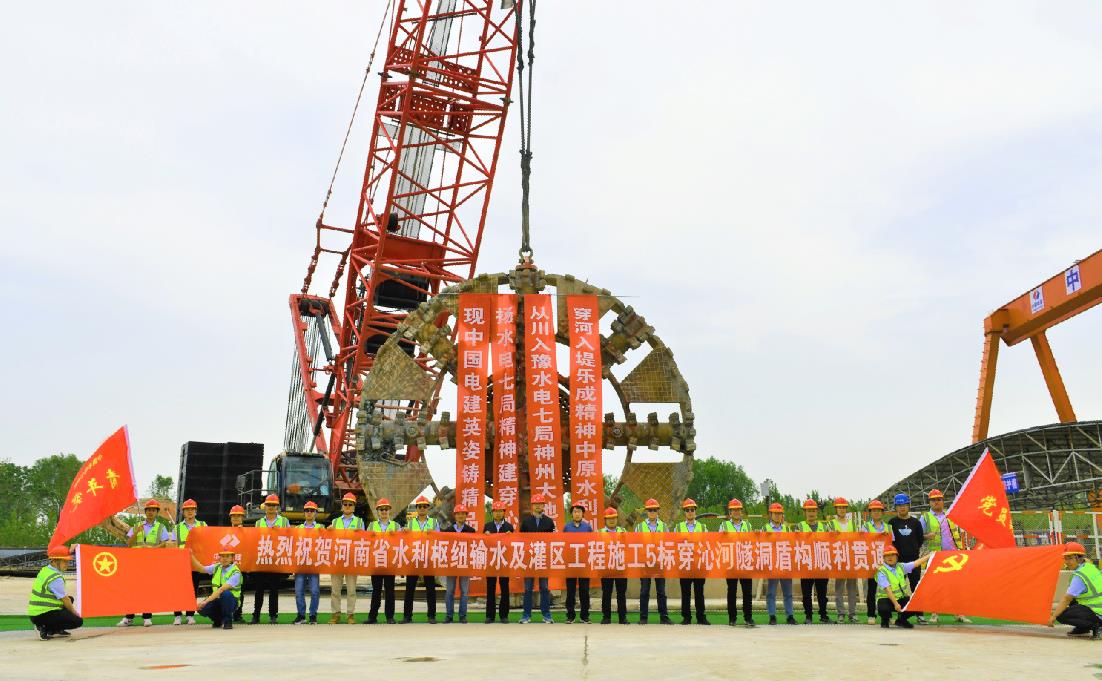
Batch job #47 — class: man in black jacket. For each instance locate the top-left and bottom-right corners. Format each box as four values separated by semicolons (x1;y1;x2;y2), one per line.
887;493;926;623
483;500;514;623
519;494;555;623
441;505;477;623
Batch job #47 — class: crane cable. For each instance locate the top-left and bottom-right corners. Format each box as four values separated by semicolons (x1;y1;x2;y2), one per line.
318;0;395;223
516;0;537;263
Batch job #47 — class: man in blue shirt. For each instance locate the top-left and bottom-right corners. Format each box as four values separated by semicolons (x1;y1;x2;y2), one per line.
1051;542;1102;638
875;546;932;628
563;502;593;623
190;549;244;630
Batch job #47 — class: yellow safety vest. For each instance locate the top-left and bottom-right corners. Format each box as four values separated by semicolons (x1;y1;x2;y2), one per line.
407;517;437;532
875;563;911;601
255;516;289;528
134;521;168;547
27;566;64;616
331;515;365;530
634;520;667;532
1074;561;1102;617
368;519;400;532
212;563;243;603
719;519;752;532
674;521;706;533
921;511;962;551
176;520;207;548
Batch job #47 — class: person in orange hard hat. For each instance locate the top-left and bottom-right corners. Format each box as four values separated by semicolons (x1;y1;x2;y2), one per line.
875;545;933;629
920;489;971;625
251;493;289;624
599;507;629;625
172;498;207;625
483;500;514;623
520;494;555;624
365;498;401;624
442;504;476;623
719;498;754;627
402;494;439;624
830;497;859;623
563;502;594;624
862;499;889;625
292;501;323;624
28;546;82;640
190;548;243;630
329;492;365;624
795;499;832;624
1051;542;1102;638
634;498;673;625
118;499;172;628
228;504;247;622
674;498;709;625
763;502;797;625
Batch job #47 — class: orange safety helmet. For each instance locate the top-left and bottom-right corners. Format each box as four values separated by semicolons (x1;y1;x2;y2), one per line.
1064;542;1088;557
884;544;899;556
867;499;885;511
47;546;73;561
491;500;508;511
603;507;619;518
229;505;245;516
833;497;849;507
727;498;744;510
681;498;698;510
644;498;661;510
341;493;357;504
303;501;319;511
801;499;818;510
375;498;391;509
263;494;280;506
768;502;784;514
143;499;161;510
181;499;198;510
217;548;237;556
453;505;469;514
928;489;944;500
530;494;548;504
413;495;432;506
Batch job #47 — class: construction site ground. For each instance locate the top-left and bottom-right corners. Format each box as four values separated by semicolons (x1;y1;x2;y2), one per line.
2;577;1101;680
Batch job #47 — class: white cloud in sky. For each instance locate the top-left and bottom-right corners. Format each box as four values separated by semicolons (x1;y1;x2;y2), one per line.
2;1;1101;502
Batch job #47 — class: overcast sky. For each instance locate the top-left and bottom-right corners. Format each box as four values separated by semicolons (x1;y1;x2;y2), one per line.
3;2;1101;502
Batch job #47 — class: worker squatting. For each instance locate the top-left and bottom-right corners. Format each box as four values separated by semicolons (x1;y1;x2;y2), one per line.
28;490;1102;639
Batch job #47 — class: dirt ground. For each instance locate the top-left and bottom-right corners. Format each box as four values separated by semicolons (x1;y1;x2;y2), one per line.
3;576;1102;680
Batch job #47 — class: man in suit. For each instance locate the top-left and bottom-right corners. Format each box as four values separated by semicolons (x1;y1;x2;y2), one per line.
483;500;514;623
519;494;555;623
441;505;476;623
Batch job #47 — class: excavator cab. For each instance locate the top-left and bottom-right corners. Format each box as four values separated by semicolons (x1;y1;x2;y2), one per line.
238;452;333;522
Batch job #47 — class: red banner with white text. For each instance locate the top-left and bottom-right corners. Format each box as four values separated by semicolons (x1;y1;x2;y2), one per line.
491;294;520;528
456;294;491;529
187;526;889;578
524;294;564;522
567;295;603;522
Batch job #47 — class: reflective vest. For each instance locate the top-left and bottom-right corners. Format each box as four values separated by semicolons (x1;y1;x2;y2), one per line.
331;515;365;531
634;520;667;533
134;521;168;547
300;522;322;530
795;520;827;532
831;517;854;532
27;566;64;616
212;563;243;603
864;519;887;534
875;563;911;601
763;522;788;533
674;521;706;533
719;519;752;532
255;515;289;528
600;526;625;533
176;520;207;548
1074;561;1102;617
407;517;437;532
368;519;400;532
921;511;962;551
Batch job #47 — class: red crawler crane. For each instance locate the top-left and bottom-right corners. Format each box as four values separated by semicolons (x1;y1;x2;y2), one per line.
280;1;520;510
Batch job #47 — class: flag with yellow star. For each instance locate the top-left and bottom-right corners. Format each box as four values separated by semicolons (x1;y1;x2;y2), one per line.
75;545;194;617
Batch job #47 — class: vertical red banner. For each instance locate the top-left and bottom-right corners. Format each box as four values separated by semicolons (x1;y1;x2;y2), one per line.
456;293;491;529
491;294;520;528
567;296;603;522
524;294;564;523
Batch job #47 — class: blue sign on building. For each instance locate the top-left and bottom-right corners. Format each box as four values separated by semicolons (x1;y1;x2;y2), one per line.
1001;472;1020;494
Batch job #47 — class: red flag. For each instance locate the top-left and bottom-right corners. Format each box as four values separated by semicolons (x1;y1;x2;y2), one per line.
50;427;138;548
74;545;196;617
905;545;1062;624
946;448;1015;548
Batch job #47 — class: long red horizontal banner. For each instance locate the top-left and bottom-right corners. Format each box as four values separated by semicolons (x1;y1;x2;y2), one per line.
188;527;888;578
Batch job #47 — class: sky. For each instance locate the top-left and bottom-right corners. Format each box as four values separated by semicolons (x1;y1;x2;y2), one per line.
2;1;1101;502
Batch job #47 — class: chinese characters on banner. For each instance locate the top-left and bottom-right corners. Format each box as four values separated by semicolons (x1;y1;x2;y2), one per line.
491;294;520;528
567;296;603;521
456;294;491;529
187;526;889;579
51;426;139;548
524;295;565;522
946;448;1015;548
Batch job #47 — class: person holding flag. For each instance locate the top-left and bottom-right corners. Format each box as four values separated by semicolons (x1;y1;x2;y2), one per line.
598;507;628;625
719;498;754;627
921;489;971;624
764;502;797;626
190;548;242;630
875;546;933;629
1050;542;1102;639
28;546;82;640
118;499;173;628
252;494;289;624
172;498;206;625
862;500;889;625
